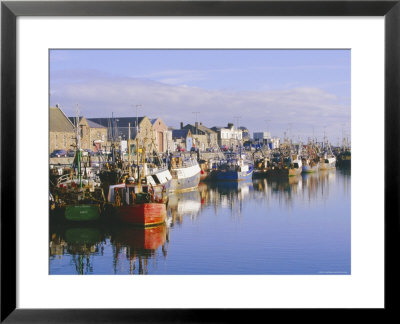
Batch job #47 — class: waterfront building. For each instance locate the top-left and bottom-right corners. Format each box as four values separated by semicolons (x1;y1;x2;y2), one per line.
239;126;251;142
87;120;108;152
253;131;271;143
211;123;243;148
49;105;75;152
271;137;280;149
172;127;193;151
88;116;155;153
182;122;217;151
68;116;108;151
150;117;168;153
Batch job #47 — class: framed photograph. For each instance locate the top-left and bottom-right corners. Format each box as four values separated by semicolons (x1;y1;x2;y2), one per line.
1;0;399;321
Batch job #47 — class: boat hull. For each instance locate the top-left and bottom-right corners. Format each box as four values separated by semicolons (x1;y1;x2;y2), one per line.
117;203;166;226
253;167;300;178
302;164;319;173
319;162;336;170
170;163;201;192
64;204;101;222
216;168;253;181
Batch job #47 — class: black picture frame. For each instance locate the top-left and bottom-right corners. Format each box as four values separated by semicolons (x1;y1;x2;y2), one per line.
1;0;399;322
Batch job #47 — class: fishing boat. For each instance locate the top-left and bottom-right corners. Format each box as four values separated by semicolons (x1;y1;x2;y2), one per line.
301;159;319;173
301;144;320;173
108;181;167;226
169;155;201;192
319;155;336;170
288;154;303;176
51;109;105;222
253;150;301;178
107;129;168;226
319;143;336;171
336;150;351;169
215;152;254;181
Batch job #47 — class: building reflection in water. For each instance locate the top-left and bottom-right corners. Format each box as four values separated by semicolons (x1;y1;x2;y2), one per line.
49;169;350;275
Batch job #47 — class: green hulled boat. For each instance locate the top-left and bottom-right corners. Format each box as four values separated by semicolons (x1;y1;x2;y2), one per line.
51;107;105;222
65;204;101;222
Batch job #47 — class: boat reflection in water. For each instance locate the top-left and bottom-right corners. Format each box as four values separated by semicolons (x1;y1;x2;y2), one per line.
251;169;341;207
49;225;106;275
167;188;202;226
49;221;168;275
110;223;168;275
49;168;350;275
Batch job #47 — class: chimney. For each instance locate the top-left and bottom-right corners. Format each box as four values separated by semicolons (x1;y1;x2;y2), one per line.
195;122;199;128
227;123;234;129
200;122;202;126
180;122;183;129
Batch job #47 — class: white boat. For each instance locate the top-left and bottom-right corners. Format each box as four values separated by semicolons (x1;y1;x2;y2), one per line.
319;155;336;170
169;155;201;192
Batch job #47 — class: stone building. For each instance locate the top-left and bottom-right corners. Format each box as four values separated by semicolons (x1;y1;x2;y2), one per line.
49;105;75;153
68;116;108;151
87;120;108;152
172;128;193;151
182;122;217;151
211;123;243;148
150;117;168;153
88;116;155;153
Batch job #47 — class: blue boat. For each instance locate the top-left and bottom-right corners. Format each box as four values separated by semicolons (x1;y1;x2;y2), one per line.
215;155;254;181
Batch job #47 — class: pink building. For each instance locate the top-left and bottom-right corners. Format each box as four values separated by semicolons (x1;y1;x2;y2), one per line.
151;117;168;153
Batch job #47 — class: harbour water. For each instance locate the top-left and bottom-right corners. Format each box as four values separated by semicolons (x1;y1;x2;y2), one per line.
49;169;350;275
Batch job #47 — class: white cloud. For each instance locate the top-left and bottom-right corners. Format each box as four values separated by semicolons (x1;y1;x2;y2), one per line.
50;70;350;141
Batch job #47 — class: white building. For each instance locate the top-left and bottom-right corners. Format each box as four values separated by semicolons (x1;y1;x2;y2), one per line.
253;131;271;142
270;137;280;149
213;123;243;146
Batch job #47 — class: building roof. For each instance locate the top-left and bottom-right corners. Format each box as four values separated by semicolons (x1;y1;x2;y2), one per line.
182;124;216;135
87;120;106;128
50;106;75;132
183;124;206;135
67;116;105;129
87;117;146;128
197;124;216;134
172;129;191;139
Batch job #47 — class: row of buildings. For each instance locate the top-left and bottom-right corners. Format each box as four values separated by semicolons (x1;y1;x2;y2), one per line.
49;105;280;154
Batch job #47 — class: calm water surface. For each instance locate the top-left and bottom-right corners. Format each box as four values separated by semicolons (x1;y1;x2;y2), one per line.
49;169;351;275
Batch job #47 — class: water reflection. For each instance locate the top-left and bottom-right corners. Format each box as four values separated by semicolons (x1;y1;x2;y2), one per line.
168;189;202;226
50;169;350;275
110;224;168;275
49;225;107;275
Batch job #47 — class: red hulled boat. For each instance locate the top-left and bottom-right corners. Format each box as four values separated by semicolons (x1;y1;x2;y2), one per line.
117;203;166;226
109;182;167;226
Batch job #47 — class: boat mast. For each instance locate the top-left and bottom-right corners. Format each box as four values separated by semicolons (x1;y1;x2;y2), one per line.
75;104;82;188
128;122;131;177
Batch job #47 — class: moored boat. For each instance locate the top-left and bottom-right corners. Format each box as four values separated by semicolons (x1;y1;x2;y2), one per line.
215;153;254;181
319;156;336;170
169;155;201;192
51;110;106;222
109;182;167;226
302;160;319;173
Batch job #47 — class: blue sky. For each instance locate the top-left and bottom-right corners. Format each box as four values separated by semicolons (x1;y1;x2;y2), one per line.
50;49;350;143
